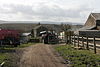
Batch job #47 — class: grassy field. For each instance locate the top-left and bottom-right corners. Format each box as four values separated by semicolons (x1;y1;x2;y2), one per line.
55;45;100;67
0;43;35;65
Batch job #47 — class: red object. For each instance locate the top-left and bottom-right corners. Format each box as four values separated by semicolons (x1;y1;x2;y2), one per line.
0;29;20;40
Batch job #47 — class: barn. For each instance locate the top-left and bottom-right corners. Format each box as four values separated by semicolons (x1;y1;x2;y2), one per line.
84;13;100;30
32;25;48;38
75;13;100;37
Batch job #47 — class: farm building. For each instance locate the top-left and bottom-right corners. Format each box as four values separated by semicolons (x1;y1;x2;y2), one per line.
59;31;65;39
32;25;48;37
20;32;31;44
84;13;100;30
75;13;100;37
0;29;20;46
32;24;64;38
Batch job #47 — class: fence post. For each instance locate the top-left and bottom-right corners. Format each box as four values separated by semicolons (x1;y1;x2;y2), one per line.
74;35;76;47
65;35;67;44
70;35;72;44
78;35;79;47
69;31;71;44
66;35;68;44
93;36;96;54
86;36;89;50
82;36;84;48
72;35;74;45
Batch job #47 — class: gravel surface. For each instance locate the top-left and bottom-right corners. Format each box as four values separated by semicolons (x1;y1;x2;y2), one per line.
19;43;68;67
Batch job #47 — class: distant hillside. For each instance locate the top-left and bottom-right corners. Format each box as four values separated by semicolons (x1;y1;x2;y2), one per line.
0;21;83;33
0;23;38;32
0;23;63;33
0;20;84;25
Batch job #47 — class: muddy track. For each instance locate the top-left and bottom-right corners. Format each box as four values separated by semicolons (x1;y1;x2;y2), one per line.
19;43;68;67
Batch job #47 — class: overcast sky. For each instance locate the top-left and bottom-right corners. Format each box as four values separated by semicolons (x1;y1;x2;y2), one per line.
0;0;99;24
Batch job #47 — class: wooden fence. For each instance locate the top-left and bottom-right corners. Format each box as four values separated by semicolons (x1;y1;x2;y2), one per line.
65;31;100;54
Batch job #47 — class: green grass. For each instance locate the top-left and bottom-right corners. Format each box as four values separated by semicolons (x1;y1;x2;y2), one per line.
0;53;8;64
17;42;35;48
55;45;100;67
0;42;35;64
2;42;35;49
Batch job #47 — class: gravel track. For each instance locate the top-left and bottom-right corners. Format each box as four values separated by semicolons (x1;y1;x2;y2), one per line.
19;43;68;67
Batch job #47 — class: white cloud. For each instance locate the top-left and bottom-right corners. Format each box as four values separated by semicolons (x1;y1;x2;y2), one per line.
0;0;99;24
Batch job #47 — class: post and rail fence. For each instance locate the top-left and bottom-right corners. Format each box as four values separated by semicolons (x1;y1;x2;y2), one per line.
65;31;100;54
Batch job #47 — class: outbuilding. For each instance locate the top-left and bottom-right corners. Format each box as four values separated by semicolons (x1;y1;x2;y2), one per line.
20;32;31;43
75;13;100;37
32;25;48;38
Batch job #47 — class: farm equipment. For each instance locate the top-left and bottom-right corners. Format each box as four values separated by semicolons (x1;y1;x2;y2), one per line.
0;29;20;47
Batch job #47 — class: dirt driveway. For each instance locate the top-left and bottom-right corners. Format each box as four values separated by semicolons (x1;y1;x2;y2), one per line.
19;43;68;67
